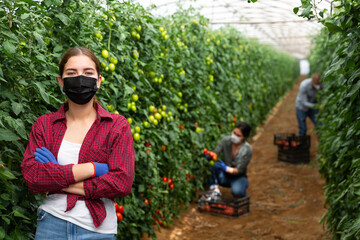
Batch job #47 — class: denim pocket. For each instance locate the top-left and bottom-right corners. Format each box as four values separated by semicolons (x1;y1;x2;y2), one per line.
37;209;47;221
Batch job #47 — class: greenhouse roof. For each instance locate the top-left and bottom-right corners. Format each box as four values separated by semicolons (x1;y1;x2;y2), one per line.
133;0;333;59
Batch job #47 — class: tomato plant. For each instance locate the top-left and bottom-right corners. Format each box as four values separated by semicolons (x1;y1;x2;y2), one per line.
296;1;360;239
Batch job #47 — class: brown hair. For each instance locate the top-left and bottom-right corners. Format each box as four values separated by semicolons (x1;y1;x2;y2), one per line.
59;47;101;77
235;121;252;138
311;73;321;83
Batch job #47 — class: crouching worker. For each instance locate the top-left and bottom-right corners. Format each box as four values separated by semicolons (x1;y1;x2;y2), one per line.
209;122;252;198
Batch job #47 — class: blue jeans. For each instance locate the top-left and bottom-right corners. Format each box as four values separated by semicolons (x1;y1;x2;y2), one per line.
210;166;249;197
296;108;318;136
35;209;115;240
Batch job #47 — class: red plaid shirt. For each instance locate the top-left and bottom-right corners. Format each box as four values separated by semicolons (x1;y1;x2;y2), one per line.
21;102;135;228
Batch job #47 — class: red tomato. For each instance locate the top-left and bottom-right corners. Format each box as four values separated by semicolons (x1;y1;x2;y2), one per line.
212;153;218;161
186;177;190;181
116;212;123;222
168;178;173;184
149;185;153;190
114;202;119;211
203;148;208;154
161;145;166;151
144;199;149;205
162;176;168;182
169;183;174;189
145;142;151;147
118;205;124;214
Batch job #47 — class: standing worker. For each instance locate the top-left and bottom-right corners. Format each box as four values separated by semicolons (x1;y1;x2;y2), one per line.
21;47;135;239
295;73;322;136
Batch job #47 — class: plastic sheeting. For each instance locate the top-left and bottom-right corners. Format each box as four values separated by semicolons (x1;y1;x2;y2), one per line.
133;0;332;59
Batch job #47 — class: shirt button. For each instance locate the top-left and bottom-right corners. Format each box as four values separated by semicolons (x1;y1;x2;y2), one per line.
59;133;63;136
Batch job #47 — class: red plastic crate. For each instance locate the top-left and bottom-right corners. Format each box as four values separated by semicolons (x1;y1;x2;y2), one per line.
197;192;249;218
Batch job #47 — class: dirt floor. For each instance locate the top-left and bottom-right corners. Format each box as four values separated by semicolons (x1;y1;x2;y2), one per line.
144;76;331;240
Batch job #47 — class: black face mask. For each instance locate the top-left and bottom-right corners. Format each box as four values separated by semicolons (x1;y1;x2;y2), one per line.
62;75;98;105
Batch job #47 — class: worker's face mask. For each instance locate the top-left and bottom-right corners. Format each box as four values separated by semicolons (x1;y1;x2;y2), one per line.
231;133;243;144
62;75;98;105
313;84;321;90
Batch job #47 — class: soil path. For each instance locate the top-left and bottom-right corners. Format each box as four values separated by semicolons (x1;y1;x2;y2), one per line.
146;76;330;240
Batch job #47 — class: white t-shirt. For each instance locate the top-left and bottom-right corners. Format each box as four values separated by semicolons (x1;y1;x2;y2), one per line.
39;139;117;234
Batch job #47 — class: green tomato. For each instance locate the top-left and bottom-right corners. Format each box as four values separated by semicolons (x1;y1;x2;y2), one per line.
102;49;109;58
95;32;102;40
149;115;155;122
135;126;141;133
136;25;142;31
149;105;155;112
209;160;215;166
133;50;139;59
149;72;156;78
161;111;166;117
143;121;150;127
127;102;132;109
155;113;162;120
184;108;188;113
132;94;139;102
131;105;137;112
109;63;115;71
178;92;183;98
195;127;204;133
162;105;166;111
131;128;134;134
133;133;140;141
168;111;172;116
127;118;133;125
153;119;158;125
110;57;118;64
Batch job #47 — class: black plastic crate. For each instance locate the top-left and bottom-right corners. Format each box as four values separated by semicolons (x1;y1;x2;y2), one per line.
278;147;310;164
197;192;249;218
274;133;310;164
273;133;310;149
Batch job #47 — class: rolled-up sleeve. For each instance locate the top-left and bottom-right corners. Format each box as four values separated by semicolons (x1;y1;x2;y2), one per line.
83;118;135;200
21;119;76;193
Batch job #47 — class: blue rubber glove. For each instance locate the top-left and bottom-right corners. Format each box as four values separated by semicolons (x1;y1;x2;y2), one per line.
34;147;58;164
204;154;212;160
214;159;227;172
93;162;109;177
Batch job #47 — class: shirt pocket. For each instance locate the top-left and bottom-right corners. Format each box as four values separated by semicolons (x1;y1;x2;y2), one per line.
85;147;110;163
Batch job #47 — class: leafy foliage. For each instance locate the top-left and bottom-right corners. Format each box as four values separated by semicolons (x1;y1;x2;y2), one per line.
296;0;360;239
0;0;298;239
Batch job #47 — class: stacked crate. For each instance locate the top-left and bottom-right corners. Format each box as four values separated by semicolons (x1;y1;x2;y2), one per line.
274;133;311;164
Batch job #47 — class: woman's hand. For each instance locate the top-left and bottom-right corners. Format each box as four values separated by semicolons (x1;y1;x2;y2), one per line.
214;160;227;172
34;147;58;164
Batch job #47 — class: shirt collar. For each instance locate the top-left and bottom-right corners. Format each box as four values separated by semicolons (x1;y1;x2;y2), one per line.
52;102;113;123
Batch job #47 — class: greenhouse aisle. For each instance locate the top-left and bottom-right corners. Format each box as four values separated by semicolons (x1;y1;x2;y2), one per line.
144;76;331;240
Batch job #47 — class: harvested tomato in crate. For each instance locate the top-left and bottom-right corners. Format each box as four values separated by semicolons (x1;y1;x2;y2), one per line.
197;191;249;218
274;133;311;164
